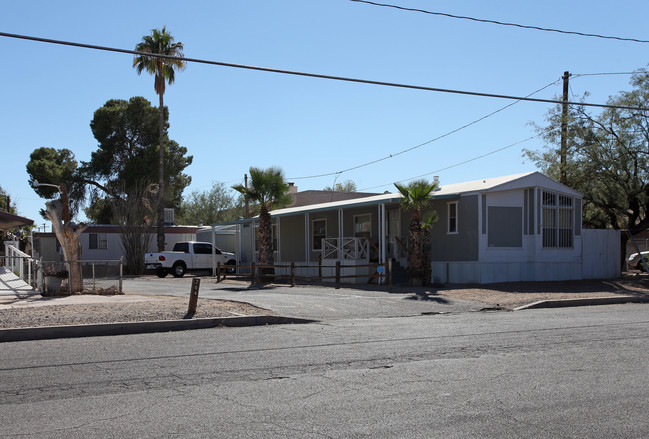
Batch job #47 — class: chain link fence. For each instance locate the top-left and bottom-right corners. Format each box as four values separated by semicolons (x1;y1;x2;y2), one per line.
39;259;123;296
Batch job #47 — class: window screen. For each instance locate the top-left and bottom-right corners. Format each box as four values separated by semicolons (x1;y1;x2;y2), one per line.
488;207;522;247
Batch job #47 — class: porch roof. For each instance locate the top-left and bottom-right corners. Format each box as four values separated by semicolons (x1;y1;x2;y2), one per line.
0;211;34;231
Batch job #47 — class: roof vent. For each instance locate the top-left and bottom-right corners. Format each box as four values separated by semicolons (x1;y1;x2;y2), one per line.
433;176;441;191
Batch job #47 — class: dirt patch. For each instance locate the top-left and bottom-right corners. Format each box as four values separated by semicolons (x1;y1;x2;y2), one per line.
434;276;649;309
0;296;275;329
2;276;648;329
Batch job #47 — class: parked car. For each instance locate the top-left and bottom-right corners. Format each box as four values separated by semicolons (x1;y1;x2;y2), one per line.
145;241;236;278
628;251;649;271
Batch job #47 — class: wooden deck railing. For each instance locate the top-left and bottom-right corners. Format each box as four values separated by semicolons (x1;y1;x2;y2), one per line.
214;260;392;289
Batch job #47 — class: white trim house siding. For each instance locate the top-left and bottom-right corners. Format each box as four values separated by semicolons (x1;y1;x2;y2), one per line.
210;172;619;285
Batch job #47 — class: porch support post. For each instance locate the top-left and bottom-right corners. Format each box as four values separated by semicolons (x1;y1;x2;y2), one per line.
304;213;310;264
379;203;387;284
236;223;242;265
338;208;343;262
276;217;281;263
211;225;216;277
382;203;387;264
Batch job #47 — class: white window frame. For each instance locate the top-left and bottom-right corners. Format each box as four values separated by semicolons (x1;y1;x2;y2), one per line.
542;190;573;248
89;233;107;250
354;214;372;239
312;218;327;251
447;202;458;234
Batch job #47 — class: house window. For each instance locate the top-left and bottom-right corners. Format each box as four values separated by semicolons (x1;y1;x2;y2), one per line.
88;233;107;250
487;207;522;247
312;219;327;250
354;214;371;239
542;191;573;248
448;202;458;234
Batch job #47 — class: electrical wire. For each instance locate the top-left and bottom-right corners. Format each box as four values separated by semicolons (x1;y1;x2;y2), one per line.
359;135;539;191
0;31;645;112
572;72;637;78
289;79;561;180
350;0;649;44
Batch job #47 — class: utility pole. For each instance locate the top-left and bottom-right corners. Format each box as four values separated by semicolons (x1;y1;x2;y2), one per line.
560;71;570;185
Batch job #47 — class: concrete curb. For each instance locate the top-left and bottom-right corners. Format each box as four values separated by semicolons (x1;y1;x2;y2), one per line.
514;295;649;310
0;315;317;343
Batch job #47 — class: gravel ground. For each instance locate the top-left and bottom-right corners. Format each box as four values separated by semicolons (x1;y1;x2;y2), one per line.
1;275;647;329
433;275;649;309
0;296;275;329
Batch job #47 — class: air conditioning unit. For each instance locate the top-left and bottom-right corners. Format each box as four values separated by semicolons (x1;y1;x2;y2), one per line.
164;208;175;225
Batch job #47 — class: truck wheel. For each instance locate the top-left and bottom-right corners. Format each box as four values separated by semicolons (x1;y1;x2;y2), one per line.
172;262;186;278
155;267;167;278
226;260;237;274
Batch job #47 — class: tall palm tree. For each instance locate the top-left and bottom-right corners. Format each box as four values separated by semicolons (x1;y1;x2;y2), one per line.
133;26;185;251
233;167;293;273
394;179;438;286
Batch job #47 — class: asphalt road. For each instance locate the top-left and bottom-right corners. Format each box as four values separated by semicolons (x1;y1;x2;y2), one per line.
2;304;649;438
122;276;485;319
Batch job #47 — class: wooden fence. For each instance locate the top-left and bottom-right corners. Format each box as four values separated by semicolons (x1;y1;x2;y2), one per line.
214;260;392;289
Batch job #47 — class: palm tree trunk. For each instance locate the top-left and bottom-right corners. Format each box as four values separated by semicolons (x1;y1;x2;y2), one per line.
258;205;273;266
156;92;165;252
421;227;432;286
257;205;275;282
409;209;423;286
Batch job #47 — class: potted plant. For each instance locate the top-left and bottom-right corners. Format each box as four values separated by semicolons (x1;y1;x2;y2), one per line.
42;265;69;295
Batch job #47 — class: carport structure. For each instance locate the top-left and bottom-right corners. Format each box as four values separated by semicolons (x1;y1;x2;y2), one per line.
0;211;33;232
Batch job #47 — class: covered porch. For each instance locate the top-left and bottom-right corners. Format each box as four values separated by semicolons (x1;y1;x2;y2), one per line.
221;193;409;283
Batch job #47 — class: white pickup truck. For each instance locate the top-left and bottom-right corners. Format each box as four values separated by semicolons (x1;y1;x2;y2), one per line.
145;241;237;278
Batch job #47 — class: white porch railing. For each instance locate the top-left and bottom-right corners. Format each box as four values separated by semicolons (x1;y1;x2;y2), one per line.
2;244;37;289
322;237;369;260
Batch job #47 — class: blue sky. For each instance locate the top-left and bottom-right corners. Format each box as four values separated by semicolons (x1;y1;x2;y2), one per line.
2;0;648;227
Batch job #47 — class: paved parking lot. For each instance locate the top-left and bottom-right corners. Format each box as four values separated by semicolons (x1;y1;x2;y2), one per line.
122;276;485;320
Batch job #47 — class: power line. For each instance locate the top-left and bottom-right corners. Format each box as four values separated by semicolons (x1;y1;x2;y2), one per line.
572;72;637;78
289;79;560;180
1;31;646;112
359;136;539;191
350;0;649;44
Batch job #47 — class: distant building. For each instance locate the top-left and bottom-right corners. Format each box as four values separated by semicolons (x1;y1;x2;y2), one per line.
33;225;202;262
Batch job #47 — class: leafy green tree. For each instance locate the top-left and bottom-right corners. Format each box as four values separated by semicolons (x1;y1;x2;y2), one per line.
83;198;115;225
323;180;357;192
26;147;85;216
526;68;649;263
26;148;89;292
82;97;192;223
133;27;185;252
177;182;243;225
394;179;438;286
0;185;15;213
232;167;292;274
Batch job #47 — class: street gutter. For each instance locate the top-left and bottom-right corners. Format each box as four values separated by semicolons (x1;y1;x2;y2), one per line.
0;315;317;343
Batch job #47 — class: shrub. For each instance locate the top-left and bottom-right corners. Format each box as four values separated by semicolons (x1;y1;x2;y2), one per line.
43;266;69;279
